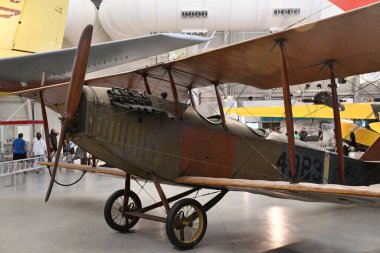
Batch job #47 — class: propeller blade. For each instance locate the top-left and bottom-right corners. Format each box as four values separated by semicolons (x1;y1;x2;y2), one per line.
45;25;93;202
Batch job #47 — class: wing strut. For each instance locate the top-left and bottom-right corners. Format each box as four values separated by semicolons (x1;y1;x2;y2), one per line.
327;61;345;185
142;74;152;95
278;40;297;182
39;71;52;163
168;69;182;119
39;90;52;163
214;83;228;130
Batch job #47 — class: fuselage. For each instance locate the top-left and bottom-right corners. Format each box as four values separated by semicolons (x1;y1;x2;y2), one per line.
68;86;380;186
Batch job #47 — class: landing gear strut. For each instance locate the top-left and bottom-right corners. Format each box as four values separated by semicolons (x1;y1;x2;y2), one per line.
103;173;227;250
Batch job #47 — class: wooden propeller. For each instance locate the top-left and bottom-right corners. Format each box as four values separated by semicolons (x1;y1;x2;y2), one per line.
45;25;93;202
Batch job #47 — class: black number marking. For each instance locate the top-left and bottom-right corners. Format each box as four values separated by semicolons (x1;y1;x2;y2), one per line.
276;152;324;183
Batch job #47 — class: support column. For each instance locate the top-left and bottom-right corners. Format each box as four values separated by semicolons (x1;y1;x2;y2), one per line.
214;83;227;130
167;69;182;119
142;74;152;95
278;40;297;182
327;61;345;185
31;101;35;139
0;126;3;153
39;91;52;162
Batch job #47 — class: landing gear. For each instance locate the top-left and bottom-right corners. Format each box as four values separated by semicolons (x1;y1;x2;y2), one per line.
166;198;207;250
104;189;141;232
103;173;227;250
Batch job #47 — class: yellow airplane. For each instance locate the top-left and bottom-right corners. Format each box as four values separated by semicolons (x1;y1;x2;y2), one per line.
226;102;380;146
369;122;380;133
226;102;379;119
0;0;69;57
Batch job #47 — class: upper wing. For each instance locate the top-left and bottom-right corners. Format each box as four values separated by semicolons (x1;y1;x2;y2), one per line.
87;3;380;95
10;3;380;110
0;33;209;92
175;176;380;206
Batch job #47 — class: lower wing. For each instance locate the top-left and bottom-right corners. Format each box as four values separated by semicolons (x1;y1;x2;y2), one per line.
175;176;380;206
40;162;125;178
39;162;380;206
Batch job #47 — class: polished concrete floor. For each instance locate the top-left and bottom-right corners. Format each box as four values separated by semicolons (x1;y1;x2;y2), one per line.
1;170;380;253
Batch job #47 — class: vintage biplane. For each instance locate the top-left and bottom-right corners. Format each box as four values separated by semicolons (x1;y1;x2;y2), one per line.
3;3;380;250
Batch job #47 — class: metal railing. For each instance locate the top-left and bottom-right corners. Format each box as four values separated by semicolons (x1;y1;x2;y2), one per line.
0;156;46;177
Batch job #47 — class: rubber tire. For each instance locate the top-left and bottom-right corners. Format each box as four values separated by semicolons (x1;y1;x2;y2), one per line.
104;189;142;232
166;198;207;250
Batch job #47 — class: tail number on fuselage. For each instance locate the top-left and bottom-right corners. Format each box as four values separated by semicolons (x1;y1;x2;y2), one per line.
276;152;323;182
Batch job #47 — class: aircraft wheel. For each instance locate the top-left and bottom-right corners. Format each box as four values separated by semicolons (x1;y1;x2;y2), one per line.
104;189;142;232
166;198;207;250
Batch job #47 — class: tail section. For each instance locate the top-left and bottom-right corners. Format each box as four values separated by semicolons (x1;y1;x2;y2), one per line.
328;0;380;12
0;0;69;58
360;137;380;162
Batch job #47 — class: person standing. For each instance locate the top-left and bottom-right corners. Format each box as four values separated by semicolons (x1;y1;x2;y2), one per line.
32;132;47;173
349;131;358;151
32;132;46;156
12;133;27;160
318;128;324;148
49;129;59;157
299;127;308;142
318;128;323;141
64;139;75;163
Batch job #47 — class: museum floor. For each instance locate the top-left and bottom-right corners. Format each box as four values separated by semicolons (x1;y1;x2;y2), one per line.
1;170;379;253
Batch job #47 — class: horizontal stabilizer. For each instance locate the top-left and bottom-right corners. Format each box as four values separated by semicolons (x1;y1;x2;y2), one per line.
175;176;380;206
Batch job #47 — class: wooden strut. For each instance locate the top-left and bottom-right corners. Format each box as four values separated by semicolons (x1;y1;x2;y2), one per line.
39;71;52;162
327;61;345;185
138;188;199;213
214;83;228;130
124;185;227;224
123;173;131;214
125;188;199;223
39;92;52;162
142;74;152;95
278;40;297;182
151;174;170;213
167;69;182;120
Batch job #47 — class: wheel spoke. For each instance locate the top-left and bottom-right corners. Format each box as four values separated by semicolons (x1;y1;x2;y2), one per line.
180;228;185;241
188;226;195;241
112;196;136;226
